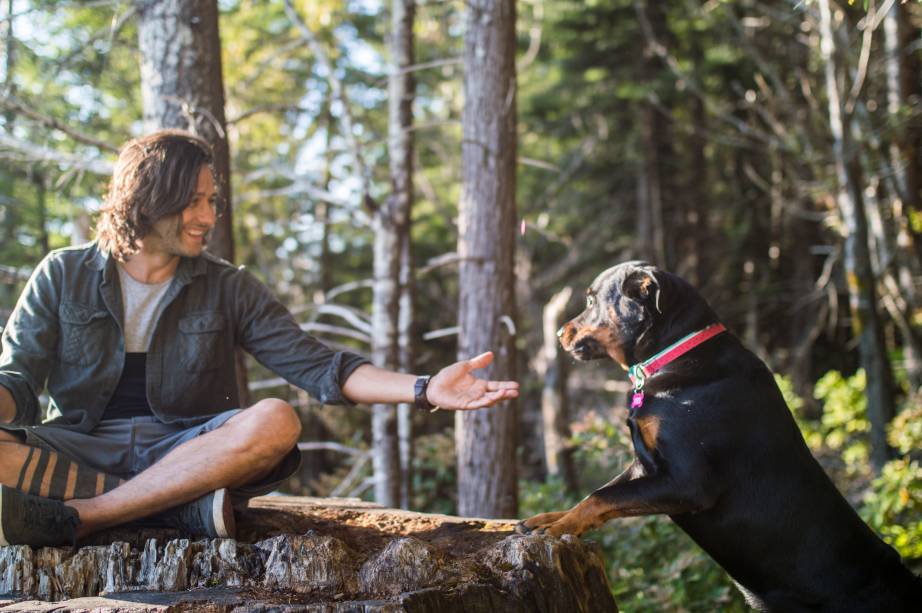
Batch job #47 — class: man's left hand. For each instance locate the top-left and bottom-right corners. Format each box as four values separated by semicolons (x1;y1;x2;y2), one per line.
426;351;519;411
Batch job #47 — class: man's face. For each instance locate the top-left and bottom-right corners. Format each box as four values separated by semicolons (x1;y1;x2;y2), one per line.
147;166;217;258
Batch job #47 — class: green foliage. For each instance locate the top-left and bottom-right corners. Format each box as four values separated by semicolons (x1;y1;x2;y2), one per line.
862;459;922;561
775;373;804;414
782;372;922;570
812;370;871;472
410;429;458;515
862;403;922;566
889;402;922;456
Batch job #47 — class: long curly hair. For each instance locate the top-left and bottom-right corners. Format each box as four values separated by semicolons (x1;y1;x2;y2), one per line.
96;129;216;261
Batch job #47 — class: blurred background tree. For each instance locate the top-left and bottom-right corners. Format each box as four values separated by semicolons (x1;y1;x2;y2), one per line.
1;0;920;610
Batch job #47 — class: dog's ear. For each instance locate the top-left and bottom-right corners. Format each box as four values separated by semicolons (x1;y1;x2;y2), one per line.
621;269;662;314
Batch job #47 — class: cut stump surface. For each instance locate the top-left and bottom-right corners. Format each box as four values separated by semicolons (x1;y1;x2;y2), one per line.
0;496;618;612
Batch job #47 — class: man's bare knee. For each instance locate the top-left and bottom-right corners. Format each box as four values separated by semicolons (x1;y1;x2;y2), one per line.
231;399;301;460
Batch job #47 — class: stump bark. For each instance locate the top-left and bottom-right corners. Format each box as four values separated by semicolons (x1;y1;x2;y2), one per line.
0;496;617;612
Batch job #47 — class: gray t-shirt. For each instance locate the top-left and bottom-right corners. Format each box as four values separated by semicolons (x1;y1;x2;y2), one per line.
116;265;173;352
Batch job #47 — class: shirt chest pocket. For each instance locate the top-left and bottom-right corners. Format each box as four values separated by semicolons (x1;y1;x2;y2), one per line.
59;302;111;366
178;311;227;372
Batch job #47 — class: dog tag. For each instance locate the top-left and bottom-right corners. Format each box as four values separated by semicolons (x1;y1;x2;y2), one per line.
631;391;644;409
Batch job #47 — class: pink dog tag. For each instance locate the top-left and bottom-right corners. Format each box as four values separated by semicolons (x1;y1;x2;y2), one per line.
631;391;644;410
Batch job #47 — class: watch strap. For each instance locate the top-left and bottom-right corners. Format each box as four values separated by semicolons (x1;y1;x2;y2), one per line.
414;375;433;411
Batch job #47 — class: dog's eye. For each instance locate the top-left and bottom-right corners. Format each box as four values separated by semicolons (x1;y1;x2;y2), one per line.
587;295;595;308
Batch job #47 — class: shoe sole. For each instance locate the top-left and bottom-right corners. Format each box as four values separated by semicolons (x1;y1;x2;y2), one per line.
212;488;236;539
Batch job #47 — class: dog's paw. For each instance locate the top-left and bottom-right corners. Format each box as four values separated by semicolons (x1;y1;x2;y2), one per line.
518;511;570;536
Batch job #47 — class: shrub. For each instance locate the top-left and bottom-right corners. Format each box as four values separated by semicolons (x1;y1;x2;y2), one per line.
780;371;922;572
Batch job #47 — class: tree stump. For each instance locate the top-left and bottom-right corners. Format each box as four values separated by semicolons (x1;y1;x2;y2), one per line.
0;496;618;612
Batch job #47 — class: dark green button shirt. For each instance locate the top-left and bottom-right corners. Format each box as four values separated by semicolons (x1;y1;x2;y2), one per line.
0;242;369;431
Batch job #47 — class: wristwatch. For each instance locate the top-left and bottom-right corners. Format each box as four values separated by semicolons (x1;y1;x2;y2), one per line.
414;375;434;411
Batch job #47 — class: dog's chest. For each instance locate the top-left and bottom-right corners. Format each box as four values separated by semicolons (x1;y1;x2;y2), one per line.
628;412;664;469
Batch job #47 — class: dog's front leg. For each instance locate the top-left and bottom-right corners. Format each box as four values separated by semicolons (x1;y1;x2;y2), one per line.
519;460;717;537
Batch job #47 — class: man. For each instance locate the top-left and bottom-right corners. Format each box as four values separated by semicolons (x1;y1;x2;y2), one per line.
0;129;518;547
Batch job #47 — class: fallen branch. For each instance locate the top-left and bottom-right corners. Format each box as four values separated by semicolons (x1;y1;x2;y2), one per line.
297;441;366;456
0;95;119;152
0;133;113;175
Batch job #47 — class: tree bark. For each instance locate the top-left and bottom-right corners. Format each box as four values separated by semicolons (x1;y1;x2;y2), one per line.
635;0;675;269
3;0;14;114
371;0;417;508
540;287;579;494
683;89;708;287
637;106;665;265
2;0;16;300
786;185;823;418
135;0;249;406
884;0;922;251
883;0;922;389
370;224;402;509
33;170;47;254
0;497;619;612
136;0;233;261
817;0;895;471
398;231;416;509
456;0;519;518
319;98;335;297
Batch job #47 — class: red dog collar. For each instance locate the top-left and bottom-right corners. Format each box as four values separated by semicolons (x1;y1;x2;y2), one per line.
628;323;727;410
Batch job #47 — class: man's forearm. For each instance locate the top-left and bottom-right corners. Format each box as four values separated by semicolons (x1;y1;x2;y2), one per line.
0;384;16;424
340;364;417;405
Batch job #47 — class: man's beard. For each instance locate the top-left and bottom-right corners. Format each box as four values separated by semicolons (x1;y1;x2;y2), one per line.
155;216;209;257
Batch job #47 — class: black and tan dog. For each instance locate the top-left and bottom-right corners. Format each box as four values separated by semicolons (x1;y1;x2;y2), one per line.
518;261;922;612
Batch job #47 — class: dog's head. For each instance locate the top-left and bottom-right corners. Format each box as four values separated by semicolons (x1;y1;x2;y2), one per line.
557;261;718;369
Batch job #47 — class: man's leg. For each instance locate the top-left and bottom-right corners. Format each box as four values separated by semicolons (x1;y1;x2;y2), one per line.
66;398;301;539
0;430;125;500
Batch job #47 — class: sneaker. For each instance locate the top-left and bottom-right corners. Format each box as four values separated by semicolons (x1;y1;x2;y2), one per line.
162;488;235;539
0;484;81;547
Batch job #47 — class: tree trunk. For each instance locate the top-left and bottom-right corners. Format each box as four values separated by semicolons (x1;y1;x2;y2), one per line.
370;213;402;510
370;220;403;509
635;0;675;269
2;0;15;301
786;186;823;418
456;0;518;518
883;0;922;389
33;170;48;254
136;0;233;260
683;90;708;287
398;231;416;509
817;0;895;471
638;106;665;265
71;210;92;246
319;97;335;298
884;0;922;255
371;0;417;508
0;497;619;612
633;26;653;264
3;0;14;117
540;287;579;494
135;0;249;406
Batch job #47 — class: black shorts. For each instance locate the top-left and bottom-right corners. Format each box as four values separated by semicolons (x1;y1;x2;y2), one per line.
3;409;301;500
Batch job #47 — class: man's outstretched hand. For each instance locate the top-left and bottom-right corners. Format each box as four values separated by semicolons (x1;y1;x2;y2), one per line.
426;351;519;411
